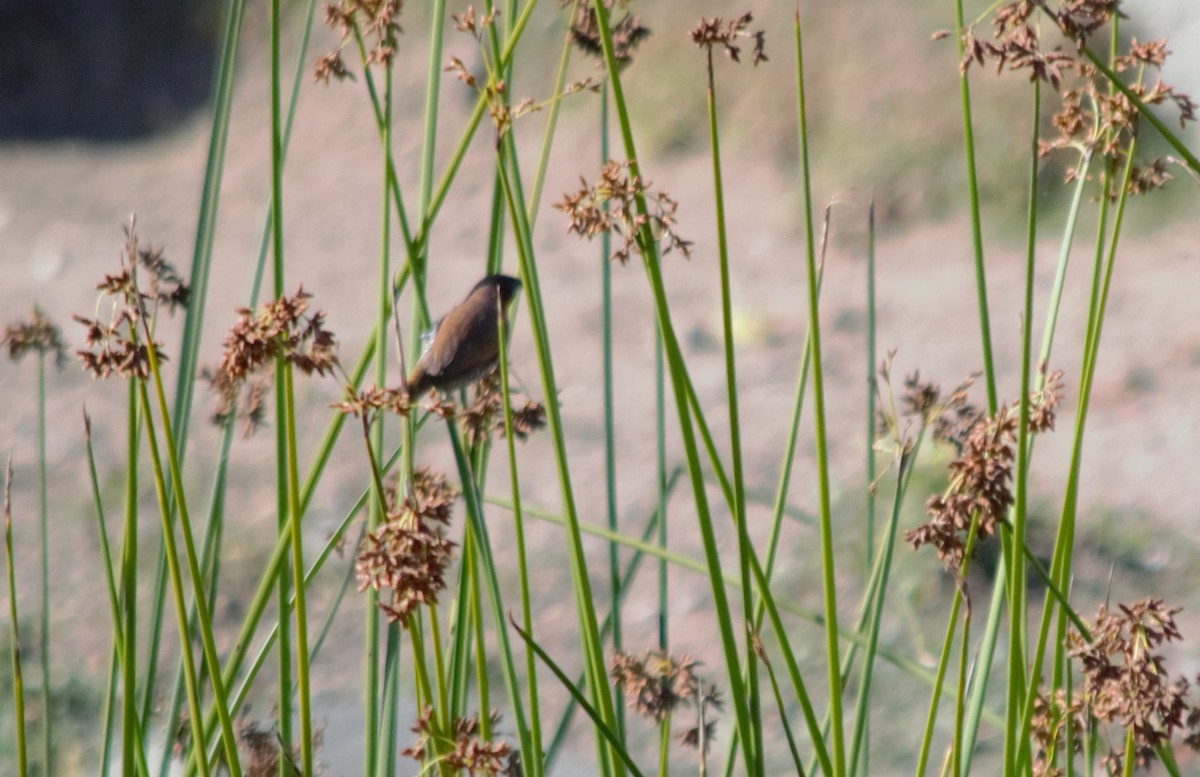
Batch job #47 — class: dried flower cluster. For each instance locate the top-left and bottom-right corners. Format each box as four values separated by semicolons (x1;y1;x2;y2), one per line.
332;370;545;446
443;53;595;137
611;649;721;756
872;354;983;474
314;0;404;83
1030;599;1200;775
1028;688;1085;777
690;12;766;66
402;707;517;776
904;368;982;451
484;81;537;138
451;4;498;42
355;468;458;625
905;371;1064;578
557;159;692;264
566;0;651;68
136;244;191;314
1067;598;1192;771
944;0;1196;198
2;306;66;366
459;372;547;446
612;649;701;723
332;384;411;423
74;223;188;380
208;287;338;435
237;721;317;777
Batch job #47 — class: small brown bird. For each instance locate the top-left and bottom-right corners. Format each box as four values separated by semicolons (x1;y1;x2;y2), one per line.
405;274;522;397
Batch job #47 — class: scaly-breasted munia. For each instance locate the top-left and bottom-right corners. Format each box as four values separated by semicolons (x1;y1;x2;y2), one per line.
405;274;522;397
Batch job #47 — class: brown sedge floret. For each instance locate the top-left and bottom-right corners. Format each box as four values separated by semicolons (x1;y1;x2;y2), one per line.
443;10;599;138
402;707;518;776
566;0;651;69
1067;598;1199;773
902;365;1064;595
3;306;66;367
206;287;339;437
690;11;766;66
936;0;1195;199
611;648;722;759
354;467;458;626
313;0;404;84
557;159;692;265
74;220;188;381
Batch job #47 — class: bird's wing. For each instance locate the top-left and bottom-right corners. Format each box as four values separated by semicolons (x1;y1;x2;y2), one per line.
424;304;499;379
418;321;440;357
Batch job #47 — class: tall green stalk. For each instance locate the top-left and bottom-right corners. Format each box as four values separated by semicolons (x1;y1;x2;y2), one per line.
36;345;51;777
4;460;28;777
134;382;212;777
1001;78;1040;775
364;40;394;777
82;412;151;777
499;248;545;777
702;42;762;775
589;2;758;771
793;12;845;774
496;134;620;775
952;0;998;413
599;80;626;743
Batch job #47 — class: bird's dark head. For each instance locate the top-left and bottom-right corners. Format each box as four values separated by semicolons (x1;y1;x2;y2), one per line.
473;274;522;306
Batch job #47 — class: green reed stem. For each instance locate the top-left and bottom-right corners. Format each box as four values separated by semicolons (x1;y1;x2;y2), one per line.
914;518;982;777
657;716;670;777
496;135;614;774
365;50;395;777
134;382;212;777
597;78;626;745
470;559;492;732
418;0;445;218
173;0;247;453
267;5;296;776
444;419;536;773
4;461;28;777
83;413;150;777
511;619;646;777
762;652;806;776
722;206;829;777
865;199;877;565
793;13;844;774
848;451;910;777
138;320;241;775
655;322;668;650
154;2;314;759
1003;77;1040;776
1038;150;1093;365
590;4;760;771
447;531;473;720
281;361;313;777
98;644;117;777
703;44;761;775
952;0;998;413
526;0;577;226
35;353;51;777
538;470;683;769
498;289;544;777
